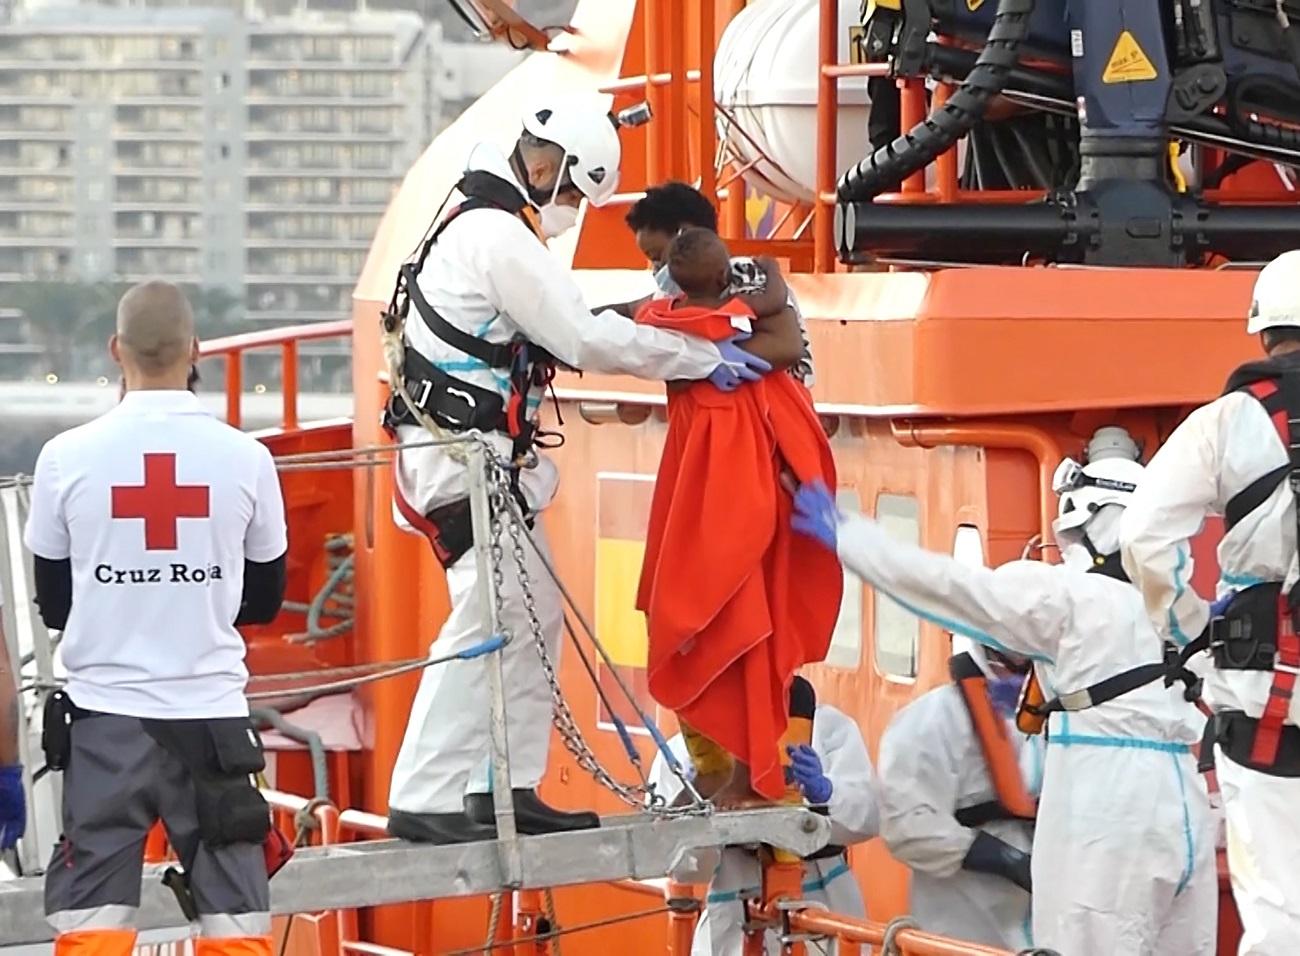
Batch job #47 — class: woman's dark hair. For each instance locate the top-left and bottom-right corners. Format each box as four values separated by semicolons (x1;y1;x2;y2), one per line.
625;181;718;234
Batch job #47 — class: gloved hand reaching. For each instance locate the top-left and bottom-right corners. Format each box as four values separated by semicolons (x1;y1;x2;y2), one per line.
961;830;1032;892
0;765;25;851
792;480;840;551
787;744;833;805
1210;591;1236;618
708;334;772;392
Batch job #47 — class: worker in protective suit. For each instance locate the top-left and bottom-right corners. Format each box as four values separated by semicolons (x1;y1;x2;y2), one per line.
648;678;878;956
384;92;776;845
792;427;1217;956
876;644;1041;950
1120;249;1300;955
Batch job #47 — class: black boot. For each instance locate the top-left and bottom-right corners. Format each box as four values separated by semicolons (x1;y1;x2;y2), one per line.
388;808;497;845
464;790;601;835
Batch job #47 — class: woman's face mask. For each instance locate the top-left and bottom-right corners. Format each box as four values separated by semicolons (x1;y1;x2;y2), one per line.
653;263;681;296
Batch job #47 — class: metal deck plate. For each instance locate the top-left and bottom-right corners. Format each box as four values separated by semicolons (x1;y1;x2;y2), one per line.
0;807;830;945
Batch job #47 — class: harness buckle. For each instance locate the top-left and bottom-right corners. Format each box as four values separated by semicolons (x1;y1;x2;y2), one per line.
1273;660;1300;677
413;378;433;410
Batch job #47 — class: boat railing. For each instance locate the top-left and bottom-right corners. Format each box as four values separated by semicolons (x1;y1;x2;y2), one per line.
198;319;351;431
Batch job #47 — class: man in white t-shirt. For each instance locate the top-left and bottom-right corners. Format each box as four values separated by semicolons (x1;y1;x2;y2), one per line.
24;281;288;956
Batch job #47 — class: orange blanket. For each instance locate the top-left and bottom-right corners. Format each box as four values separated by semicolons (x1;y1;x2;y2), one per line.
634;297;843;800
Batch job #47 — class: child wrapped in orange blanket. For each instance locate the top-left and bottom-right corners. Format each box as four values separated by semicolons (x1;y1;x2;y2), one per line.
635;228;843;805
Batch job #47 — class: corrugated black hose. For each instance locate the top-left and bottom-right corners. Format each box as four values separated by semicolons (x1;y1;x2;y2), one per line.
836;0;1037;202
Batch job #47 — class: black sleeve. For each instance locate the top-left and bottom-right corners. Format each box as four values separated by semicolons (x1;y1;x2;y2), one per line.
32;555;72;631
235;552;287;627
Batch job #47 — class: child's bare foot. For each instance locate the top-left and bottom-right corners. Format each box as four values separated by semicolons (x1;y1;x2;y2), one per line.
709;781;770;810
680;769;732;805
708;762;769;809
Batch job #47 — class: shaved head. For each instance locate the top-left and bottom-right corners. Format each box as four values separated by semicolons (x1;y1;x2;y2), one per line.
115;281;195;374
112;280;198;391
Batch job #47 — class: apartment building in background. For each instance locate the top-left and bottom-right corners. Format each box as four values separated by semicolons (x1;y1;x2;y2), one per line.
0;2;525;347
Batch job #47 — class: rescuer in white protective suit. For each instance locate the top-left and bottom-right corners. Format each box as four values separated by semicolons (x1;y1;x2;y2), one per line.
791;428;1217;956
384;93;774;845
1121;249;1300;955
876;644;1043;950
648;683;879;956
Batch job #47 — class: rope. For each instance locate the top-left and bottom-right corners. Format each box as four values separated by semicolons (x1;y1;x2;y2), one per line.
245;637;505;701
484;893;506;952
543;889;562;956
443;905;671;956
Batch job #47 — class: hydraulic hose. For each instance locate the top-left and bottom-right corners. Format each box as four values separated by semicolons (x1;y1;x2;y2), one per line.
836;0;1036;202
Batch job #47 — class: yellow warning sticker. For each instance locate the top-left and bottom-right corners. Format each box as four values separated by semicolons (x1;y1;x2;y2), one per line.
967;0;985;10
1103;30;1157;84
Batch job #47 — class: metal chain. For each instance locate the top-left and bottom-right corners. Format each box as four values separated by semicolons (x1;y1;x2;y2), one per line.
480;453;702;815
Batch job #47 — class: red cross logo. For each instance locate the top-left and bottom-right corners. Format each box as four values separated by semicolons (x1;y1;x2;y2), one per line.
111;453;210;551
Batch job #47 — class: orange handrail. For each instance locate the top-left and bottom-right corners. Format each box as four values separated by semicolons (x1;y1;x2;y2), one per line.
783;908;1012;956
890;420;1063;549
199;318;351;430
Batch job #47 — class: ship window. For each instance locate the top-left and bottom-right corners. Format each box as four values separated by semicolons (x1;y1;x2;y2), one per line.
823;487;865;669
874;493;920;679
950;524;985;658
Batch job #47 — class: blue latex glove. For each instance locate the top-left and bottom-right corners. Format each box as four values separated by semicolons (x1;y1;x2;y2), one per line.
787;744;833;805
1210;591;1236;618
792;480;839;551
0;765;25;851
708;334;772;392
987;674;1024;719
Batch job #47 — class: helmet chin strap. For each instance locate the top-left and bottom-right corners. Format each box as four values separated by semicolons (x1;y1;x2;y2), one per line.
1078;529;1131;581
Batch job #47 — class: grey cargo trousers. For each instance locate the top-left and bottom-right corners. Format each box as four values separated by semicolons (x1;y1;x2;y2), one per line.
45;712;270;938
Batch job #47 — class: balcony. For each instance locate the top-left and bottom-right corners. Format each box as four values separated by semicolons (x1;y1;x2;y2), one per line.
111;236;204;248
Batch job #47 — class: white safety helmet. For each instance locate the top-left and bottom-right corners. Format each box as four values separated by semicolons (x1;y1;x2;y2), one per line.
520;93;621;207
1248;249;1300;335
1052;455;1144;536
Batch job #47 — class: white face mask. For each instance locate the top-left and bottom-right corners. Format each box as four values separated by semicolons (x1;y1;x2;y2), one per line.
539;201;579;238
536;168;581;238
653;263;681;296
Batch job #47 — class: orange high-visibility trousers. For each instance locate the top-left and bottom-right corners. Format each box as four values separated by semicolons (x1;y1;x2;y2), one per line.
196;936;273;956
53;929;138;956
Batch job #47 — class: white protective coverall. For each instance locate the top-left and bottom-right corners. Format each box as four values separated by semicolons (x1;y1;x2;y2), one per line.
388;143;726;817
1121;379;1300;954
649;705;879;956
876;682;1043;950
833;517;1217;955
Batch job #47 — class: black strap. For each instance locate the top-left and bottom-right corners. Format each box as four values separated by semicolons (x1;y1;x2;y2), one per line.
955;800;1026;829
1226;465;1289;532
1033;662;1169;717
1223;371;1300;535
400;262;514;369
1086;550;1130;583
1280;370;1300;612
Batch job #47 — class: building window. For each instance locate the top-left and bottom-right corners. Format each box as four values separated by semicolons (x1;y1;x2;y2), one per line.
874;493;921;679
824;487;865;669
949;525;985;657
219;144;230;160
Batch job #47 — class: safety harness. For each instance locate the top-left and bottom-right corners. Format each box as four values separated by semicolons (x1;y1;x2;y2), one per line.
382;169;559;463
1016;559;1203;728
1205;359;1300;771
381;170;558;566
950;653;1038;828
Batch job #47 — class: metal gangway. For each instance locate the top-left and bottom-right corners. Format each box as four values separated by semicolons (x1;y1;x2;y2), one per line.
0;439;841;947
